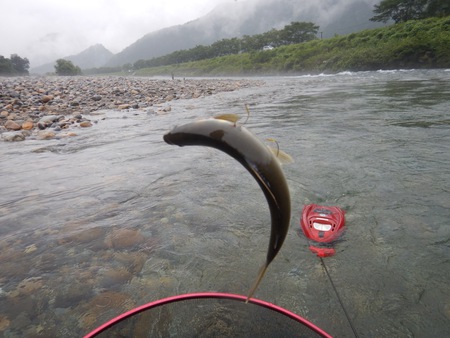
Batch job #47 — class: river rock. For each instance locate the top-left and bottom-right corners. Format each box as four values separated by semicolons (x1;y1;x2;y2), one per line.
97;267;133;288
1;131;25;142
105;228;145;249
41;95;54;103
79;121;92;128
37;115;62;130
22;121;34;130
37;130;56;140
38;115;60;124
0;76;263;141
118;104;131;110
4;120;21;130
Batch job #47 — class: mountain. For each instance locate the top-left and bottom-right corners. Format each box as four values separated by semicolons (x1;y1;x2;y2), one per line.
31;44;113;74
106;0;384;67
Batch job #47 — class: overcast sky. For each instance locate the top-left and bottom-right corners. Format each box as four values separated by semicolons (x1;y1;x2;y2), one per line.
0;0;227;67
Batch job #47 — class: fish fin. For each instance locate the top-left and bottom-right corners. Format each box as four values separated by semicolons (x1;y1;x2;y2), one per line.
246;262;269;303
243;104;250;125
266;138;294;165
268;147;294;165
214;113;241;124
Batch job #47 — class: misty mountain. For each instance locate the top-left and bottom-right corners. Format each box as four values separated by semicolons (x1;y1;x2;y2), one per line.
31;44;113;74
106;0;384;67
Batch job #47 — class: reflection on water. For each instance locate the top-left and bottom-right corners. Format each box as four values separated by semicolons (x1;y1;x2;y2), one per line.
0;70;449;337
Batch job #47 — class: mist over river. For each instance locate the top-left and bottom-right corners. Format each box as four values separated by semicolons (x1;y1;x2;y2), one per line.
0;69;449;337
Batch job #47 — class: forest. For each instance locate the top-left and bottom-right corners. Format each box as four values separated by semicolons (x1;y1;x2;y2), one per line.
132;16;450;76
131;22;319;70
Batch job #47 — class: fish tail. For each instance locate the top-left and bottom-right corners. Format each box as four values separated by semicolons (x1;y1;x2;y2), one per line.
246;262;269;303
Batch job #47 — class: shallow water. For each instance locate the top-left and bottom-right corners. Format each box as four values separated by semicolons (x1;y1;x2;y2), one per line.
0;70;449;337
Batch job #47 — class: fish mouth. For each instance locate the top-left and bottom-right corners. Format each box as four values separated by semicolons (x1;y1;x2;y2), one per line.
163;133;174;145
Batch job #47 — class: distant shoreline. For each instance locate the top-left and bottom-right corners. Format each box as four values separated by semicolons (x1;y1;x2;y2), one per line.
133;16;450;77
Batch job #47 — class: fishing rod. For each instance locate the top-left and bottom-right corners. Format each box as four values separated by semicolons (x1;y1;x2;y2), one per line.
300;204;359;338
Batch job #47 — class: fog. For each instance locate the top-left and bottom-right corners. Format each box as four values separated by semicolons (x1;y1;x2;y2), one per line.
0;0;225;67
0;0;380;68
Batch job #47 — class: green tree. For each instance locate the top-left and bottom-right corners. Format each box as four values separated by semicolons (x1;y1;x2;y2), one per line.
10;54;30;75
0;55;13;75
278;22;319;45
371;0;450;23
54;59;81;75
425;0;450;17
129;21;320;70
211;38;241;56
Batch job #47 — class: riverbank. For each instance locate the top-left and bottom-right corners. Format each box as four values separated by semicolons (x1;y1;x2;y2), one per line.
0;76;263;141
134;16;450;76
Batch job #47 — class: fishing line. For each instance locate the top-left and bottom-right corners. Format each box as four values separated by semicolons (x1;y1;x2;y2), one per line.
319;256;359;338
299;230;359;337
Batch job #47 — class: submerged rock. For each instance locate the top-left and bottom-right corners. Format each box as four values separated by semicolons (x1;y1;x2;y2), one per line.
105;228;145;249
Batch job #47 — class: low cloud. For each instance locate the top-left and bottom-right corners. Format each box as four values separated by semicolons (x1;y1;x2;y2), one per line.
0;0;380;68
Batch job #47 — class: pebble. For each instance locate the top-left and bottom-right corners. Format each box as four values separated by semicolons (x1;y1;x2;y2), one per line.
5;120;21;130
1;131;26;142
21;121;33;130
0;76;263;141
79;121;92;128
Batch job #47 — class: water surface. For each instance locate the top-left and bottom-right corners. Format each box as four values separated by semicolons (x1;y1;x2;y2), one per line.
1;69;449;337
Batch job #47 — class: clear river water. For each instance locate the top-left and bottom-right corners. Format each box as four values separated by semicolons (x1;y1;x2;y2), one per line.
1;69;449;337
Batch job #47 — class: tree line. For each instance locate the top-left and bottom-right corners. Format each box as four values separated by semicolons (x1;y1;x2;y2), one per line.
135;16;450;76
132;21;319;70
2;0;448;77
132;0;449;72
0;54;82;76
0;54;30;76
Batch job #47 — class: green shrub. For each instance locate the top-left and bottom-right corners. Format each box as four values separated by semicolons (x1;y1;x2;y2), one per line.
54;59;81;76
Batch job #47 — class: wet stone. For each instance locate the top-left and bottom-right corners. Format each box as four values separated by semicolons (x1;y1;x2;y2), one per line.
105;228;145;249
21;121;33;130
41;95;54;103
1;131;26;142
4;120;21;130
37;130;56;140
79;121;92;128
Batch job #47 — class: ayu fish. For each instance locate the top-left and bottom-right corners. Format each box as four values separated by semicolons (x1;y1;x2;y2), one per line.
163;118;291;301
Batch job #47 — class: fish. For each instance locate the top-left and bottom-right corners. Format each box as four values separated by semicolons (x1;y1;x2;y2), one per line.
163;118;291;301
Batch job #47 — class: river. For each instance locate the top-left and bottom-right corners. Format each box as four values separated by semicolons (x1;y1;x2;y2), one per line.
0;69;449;337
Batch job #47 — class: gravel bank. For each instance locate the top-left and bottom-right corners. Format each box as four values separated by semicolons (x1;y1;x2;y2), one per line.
0;76;263;141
